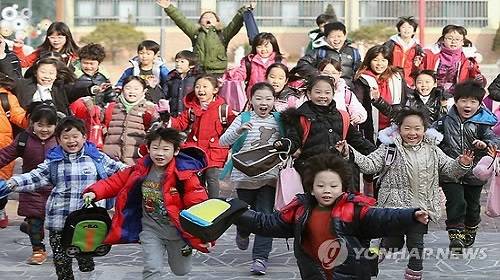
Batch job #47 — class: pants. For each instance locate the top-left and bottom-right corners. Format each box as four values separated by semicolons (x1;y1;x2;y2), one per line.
139;223;192;279
442;183;483;229
382;232;425;271
0;197;7;209
203;167;221;198
236;185;275;261
49;231;95;280
25;217;46;251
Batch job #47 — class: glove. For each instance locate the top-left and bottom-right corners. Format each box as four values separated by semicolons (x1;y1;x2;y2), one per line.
0;180;14;199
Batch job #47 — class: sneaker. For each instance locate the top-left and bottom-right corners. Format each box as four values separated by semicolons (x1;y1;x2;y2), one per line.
464;225;478;248
0;210;7;228
448;229;465;254
28;249;48;265
404;268;423;280
250;258;268;275
235;233;249;251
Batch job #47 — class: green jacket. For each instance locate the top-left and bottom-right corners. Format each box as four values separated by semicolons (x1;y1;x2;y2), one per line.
165;5;246;74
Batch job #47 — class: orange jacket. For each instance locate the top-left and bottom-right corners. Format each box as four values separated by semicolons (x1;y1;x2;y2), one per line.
0;88;29;179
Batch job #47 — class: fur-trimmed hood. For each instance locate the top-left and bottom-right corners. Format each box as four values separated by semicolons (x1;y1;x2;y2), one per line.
378;124;444;145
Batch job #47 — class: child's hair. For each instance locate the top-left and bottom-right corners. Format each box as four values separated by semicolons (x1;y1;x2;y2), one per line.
316;14;336;27
265;63;289;80
395;107;430;129
396;16;418;33
0;72;15;90
146;127;183;150
301;154;354;194
323;22;347;36
251;32;283;59
412;69;437;83
198;11;220;23
78;43;106;63
250;82;275;98
28;102;58;125
175;50;198;66
122;76;148;89
306;75;335;92
354;45;401;81
32;57;76;84
194;74;219;90
318;57;342;72
436;24;469;46
137;40;160;54
453;80;486;102
55;116;86;138
38;22;79;54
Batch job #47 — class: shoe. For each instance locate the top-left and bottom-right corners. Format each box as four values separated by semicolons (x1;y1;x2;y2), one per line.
28;249;48;265
235;233;249;251
0;210;7;228
20;221;29;234
464;225;478;248
448;229;465;254
250;258;268;275
404;268;423;280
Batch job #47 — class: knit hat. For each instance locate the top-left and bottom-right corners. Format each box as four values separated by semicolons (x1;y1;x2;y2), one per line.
323;22;346;37
154;99;170;113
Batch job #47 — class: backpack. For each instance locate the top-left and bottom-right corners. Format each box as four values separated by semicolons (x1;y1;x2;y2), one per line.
185;103;230;135
374;143;397;188
15;131;29;157
0;93;24;137
244;55;283;90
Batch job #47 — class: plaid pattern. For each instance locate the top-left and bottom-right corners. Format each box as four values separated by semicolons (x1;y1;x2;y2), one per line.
12;146;125;231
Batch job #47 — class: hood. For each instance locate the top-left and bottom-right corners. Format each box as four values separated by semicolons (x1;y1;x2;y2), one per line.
129;56;165;76
378;124;444;145
311;37;338;50
308;28;321;40
46;141;102;162
247;52;277;66
389;34;418;50
184;92;226;112
137;146;207;178
448;105;498;126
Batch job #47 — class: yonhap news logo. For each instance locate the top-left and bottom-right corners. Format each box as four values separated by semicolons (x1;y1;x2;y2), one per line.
317;238;349;269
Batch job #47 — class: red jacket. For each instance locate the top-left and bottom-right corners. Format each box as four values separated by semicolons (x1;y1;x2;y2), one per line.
84;147;210;252
170;94;235;168
384;36;422;87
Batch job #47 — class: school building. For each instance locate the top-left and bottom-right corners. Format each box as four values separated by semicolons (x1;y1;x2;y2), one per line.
56;0;500;62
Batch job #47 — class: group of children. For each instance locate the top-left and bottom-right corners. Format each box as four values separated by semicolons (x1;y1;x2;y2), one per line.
0;2;498;280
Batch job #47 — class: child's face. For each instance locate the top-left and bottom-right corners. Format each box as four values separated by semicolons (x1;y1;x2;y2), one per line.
370;53;389;75
266;67;287;93
456;97;480;120
415;74;436;96
399;115;425;145
47;32;66;51
138;48;156;66
399;22;415;39
320;64;341;82
148;139;179;167
251;89;275;117
307;80;334;106
326;30;346;50
199;12;218;28
256;40;273;59
33;120;56;141
194;78;217;105
123;79;146;103
442;30;464;50
36;63;57;86
58;127;86;154
311;170;343;207
80;58;99;76
175;58;191;74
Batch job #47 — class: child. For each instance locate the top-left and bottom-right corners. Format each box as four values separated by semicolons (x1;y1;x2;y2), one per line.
473;145;500;217
435;80;500;253
219;82;283;275
83;127;210;279
103;76;155;165
4;116;126;280
295;21;361;83
0;35;22;79
167;74;235;198
382;16;424;87
115;40;169;103
165;50;201;117
224;32;286;95
234;153;430;279
353;44;407;143
318;58;367;125
0;73;29;229
266;63;304;112
336;108;473;279
0;103;57;264
488;74;500;101
372;70;452;123
13;22;79;68
305;13;336;53
157;0;251;76
420;24;485;95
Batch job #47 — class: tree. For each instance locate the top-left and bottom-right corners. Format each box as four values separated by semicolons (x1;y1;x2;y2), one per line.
350;23;393;45
493;24;500;54
80;22;145;64
324;4;338;22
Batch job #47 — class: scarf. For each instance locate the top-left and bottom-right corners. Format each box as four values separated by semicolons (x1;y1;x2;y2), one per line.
437;45;462;92
119;94;144;113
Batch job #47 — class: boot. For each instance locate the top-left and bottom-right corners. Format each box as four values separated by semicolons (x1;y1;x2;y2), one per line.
464;225;478;248
448;229;465;254
404;268;423;280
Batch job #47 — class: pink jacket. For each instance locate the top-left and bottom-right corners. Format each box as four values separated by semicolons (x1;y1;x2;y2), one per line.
473;155;500;217
334;78;367;124
224;52;286;95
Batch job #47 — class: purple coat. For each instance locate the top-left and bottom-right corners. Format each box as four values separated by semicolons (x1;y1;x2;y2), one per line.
0;129;57;218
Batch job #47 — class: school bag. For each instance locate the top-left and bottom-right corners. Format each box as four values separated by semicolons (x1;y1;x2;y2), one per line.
61;200;112;258
185;104;229;135
0;93;24;137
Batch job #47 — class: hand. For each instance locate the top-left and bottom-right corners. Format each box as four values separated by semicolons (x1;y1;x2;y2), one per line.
237;122;253;134
155;0;172;8
83;97;95;111
245;1;257;9
369;88;380;100
414;210;429;224
413;55;423;67
487;145;497;158
458;149;475;166
472;139;487;150
474;75;484;84
350;114;362;125
273;138;290;152
145;76;159;88
335;140;349;157
82;192;96;204
13;39;24;49
96;83;112;94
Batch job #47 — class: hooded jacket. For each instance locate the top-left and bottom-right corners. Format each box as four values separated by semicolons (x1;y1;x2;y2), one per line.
164;67;200;116
0;44;22;79
383;35;423;87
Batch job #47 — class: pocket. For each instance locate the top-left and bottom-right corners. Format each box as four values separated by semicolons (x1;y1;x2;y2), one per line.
208;141;229;162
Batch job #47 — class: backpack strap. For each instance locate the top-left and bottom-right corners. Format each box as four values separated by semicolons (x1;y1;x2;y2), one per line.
317;48;327;61
299;115;311;145
16;131;29;157
220;111;251;179
244;56;252;89
271;111;285;136
0;93;10;119
339;110;350;140
376;144;397;187
352;48;361;71
49;161;58;187
218;103;229;127
344;89;352;106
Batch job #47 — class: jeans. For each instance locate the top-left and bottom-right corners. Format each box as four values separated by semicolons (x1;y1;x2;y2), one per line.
26;217;45;251
236;185;275;260
442;183;483;229
204;167;221;198
139;223;192;279
49;231;94;280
